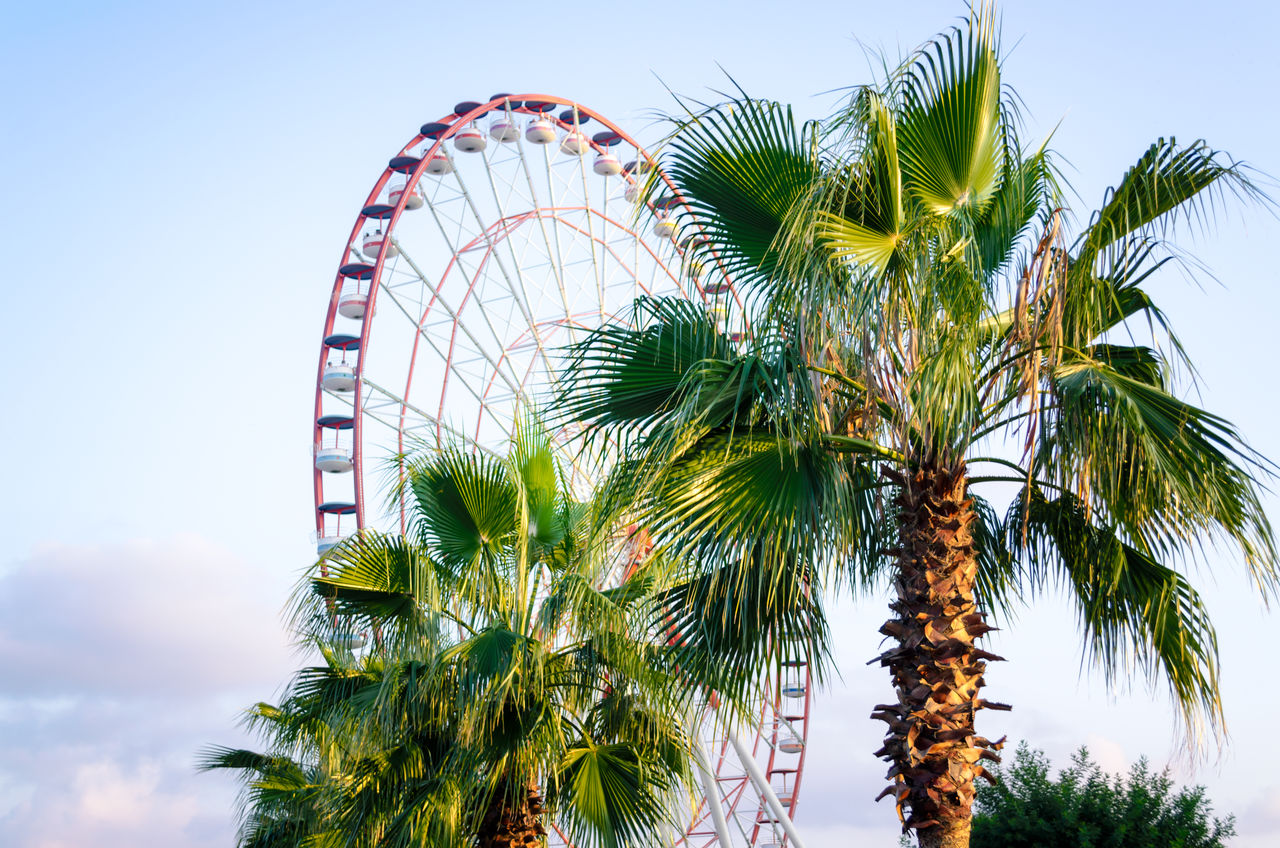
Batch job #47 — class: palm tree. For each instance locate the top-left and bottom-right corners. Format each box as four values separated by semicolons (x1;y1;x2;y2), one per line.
556;6;1278;847
260;419;699;848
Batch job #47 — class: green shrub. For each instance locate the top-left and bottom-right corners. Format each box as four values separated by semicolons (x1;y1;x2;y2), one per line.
968;742;1234;848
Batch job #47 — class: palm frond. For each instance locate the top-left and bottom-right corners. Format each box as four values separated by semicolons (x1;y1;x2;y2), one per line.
1075;138;1264;266
657;94;820;293
815;91;906;275
623;430;841;565
1045;352;1277;590
406;447;519;570
970;492;1019;623
972;146;1049;280
550;742;686;848
556;295;734;442
896;10;1005;216
294;531;447;648
509;412;565;549
651;549;828;715
1009;488;1224;737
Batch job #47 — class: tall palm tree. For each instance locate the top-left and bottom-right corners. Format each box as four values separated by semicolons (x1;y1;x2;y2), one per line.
556;6;1277;847
224;419;699;848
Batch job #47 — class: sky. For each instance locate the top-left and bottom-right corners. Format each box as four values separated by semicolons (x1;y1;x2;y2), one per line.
3;1;1279;846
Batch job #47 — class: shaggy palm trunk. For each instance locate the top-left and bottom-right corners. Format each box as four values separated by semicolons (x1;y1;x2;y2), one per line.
476;780;546;848
872;462;1007;848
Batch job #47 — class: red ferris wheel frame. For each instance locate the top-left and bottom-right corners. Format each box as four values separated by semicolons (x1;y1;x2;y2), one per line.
309;93;812;848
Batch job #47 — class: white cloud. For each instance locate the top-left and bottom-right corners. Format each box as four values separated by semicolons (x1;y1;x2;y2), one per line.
803;821;901;848
0;536;295;697
74;759;197;827
1238;786;1280;847
0;537;300;848
1;754;219;848
1083;733;1129;775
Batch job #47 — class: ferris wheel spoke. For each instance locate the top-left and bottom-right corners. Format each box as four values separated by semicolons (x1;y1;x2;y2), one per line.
413;176;532;387
532;143;577;329
568;141;609;323
503;126;566;376
383;237;524;399
415;136;563;420
445;112;559;390
361;376;499;456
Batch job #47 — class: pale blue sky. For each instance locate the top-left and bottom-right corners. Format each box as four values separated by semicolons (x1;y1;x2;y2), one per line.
3;1;1279;846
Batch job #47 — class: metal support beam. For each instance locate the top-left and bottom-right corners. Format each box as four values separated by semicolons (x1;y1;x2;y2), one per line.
696;746;735;848
729;729;808;848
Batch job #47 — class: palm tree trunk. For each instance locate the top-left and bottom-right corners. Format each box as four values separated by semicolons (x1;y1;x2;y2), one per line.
872;462;1007;848
476;780;546;848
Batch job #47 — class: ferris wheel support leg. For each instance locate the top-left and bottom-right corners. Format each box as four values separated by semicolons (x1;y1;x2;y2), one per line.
728;729;809;848
695;746;735;848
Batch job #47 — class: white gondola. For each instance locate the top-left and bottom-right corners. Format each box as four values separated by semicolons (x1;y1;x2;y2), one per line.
334;631;367;651
782;684;807;699
489;114;519;142
424;151;453;175
322;362;357;392
710;303;728;326
315;445;353;473
652;217;677;239
388;178;424;210
454;124;487;153
338;290;369;320
317;535;344;555
686;260;704;281
526;117;556;144
560;129;589;155
777;734;804;754
361;229;398;259
593;151;622;175
624;181;640;202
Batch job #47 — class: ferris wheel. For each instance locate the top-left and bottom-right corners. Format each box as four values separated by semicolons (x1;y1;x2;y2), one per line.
310;93;812;848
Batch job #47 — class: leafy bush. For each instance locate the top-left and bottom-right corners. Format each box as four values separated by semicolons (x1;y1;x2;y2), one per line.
969;743;1234;848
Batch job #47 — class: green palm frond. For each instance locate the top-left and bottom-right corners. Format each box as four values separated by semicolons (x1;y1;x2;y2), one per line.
550;742;686;848
815;91;906;275
970;492;1019;623
652;550;828;714
557;295;734;441
1046;352;1277;587
896;11;1004;216
1052;235;1183;370
283;660;383;723
509;412;565;549
624;430;840;564
1080;237;1171;334
406;447;519;570
972;146;1050;280
536;569;632;646
295;531;446;648
1076;138;1262;265
657;94;820;292
584;699;691;800
1010;488;1224;734
199;745;284;774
